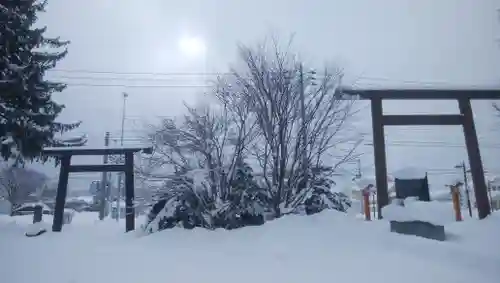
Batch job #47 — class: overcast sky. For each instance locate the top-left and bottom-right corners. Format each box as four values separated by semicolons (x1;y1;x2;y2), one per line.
32;0;500;193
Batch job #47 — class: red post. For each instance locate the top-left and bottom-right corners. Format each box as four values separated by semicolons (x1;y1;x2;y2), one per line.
451;186;462;222
363;187;371;221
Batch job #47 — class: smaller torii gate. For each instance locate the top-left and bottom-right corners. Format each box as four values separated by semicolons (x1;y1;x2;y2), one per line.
43;146;153;232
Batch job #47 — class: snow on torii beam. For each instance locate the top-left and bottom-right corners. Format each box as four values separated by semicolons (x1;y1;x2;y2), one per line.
43;146;153;232
339;88;500;220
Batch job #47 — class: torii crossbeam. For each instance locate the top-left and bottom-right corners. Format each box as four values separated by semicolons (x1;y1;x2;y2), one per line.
43;146;153;232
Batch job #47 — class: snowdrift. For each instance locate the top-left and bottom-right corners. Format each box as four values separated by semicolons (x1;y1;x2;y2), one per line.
0;211;499;283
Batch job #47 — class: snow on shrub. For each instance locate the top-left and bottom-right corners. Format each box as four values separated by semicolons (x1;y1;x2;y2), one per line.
143;163;269;233
287;173;352;215
25;221;49;237
143;164;352;234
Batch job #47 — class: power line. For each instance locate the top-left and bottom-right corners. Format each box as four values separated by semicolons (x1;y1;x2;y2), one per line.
64;169;500;179
120;124;496;138
61;82;209;88
111;136;500;149
375;139;496;145
42;81;498;92
55;80;499;90
352;77;499;89
115;129;500;147
364;142;500;149
47;68;499;89
51;75;211;82
50;69;231;76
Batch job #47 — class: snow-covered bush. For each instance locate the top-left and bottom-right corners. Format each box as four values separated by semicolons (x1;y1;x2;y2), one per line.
212;162;270;229
144;163;352;234
144;171;212;232
287;168;352;216
144;161;270;233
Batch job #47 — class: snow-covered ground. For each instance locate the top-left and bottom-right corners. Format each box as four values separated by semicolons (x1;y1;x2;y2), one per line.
1;211;499;283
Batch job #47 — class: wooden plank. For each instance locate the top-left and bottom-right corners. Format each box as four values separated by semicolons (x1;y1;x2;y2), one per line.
340;89;500;100
68;164;125;173
458;98;491;219
382;114;463;126
370;98;389;218
125;152;135;232
43;146;153;156
52;155;71;232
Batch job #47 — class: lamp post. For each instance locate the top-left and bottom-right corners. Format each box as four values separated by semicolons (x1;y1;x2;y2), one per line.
120;92;128;145
116;92;128;221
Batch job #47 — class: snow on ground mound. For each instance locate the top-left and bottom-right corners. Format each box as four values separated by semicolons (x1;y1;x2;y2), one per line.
25;221;49;237
1;211;500;283
383;198;455;225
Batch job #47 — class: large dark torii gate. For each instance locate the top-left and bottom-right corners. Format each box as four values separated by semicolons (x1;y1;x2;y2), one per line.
341;89;500;220
43;146;153;232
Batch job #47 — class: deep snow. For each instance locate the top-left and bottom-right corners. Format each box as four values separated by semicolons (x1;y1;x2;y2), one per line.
0;211;499;283
383;198;459;225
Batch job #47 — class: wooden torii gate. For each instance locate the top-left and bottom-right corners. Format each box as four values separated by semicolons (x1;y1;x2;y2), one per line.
43;146;153;232
340;88;500;220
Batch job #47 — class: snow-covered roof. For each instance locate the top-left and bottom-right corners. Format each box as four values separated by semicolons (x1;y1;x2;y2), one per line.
67;196;94;203
353;175;395;192
110;200;142;208
14;202;51;211
392;167;427;180
43;145;152;152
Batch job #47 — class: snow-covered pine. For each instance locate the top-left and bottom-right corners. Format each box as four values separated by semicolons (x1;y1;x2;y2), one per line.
0;0;82;162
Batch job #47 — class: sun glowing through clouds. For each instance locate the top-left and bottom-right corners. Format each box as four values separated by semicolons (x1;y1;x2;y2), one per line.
178;35;206;59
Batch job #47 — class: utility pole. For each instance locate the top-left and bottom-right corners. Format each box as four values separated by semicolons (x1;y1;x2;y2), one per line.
299;63;308;189
356;158;362;179
353;158;364;215
99;131;110;220
462;161;473;218
487;180;493;211
116;92;128;221
456;161;473;217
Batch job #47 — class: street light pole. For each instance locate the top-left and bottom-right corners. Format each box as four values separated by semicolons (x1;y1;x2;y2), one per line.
120;92;128;146
116;92;128;221
99;132;110;220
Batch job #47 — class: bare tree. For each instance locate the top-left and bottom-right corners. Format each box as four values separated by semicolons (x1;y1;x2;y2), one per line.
142;99;256;202
0;165;48;215
138;38;359;231
229;40;360;216
107;146;157;192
